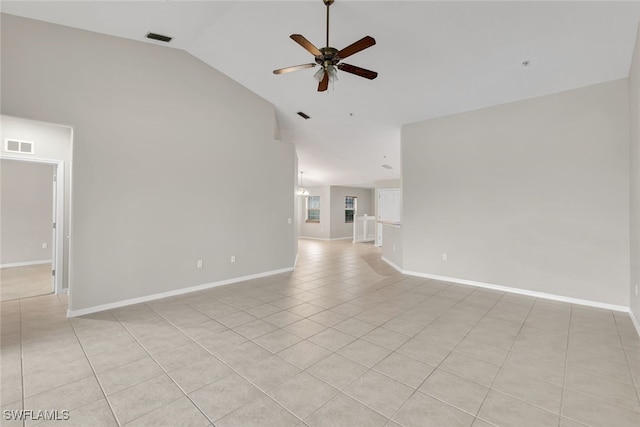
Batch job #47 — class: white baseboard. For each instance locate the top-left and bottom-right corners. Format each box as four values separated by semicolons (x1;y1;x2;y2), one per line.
0;259;52;269
630;310;640;337
380;257;630;313
299;236;352;241
381;256;403;273
67;266;294;318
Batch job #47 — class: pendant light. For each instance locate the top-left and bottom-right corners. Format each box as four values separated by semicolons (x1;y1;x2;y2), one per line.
297;171;310;196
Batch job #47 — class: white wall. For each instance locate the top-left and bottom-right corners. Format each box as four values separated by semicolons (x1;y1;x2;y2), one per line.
402;79;630;307
0;160;54;265
630;23;640;323
298;186;331;240
329;186;374;239
1;115;72;286
374;179;401;246
381;224;403;270
1;14;296;313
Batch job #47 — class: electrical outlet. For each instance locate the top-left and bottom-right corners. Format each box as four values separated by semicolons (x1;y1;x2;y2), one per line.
197;260;203;269
636;285;639;296
442;253;447;261
231;256;236;263
392;245;396;252
42;243;48;249
287;218;292;224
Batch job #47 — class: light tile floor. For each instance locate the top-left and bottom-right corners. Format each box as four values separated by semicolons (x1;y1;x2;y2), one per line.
1;264;53;302
1;240;639;426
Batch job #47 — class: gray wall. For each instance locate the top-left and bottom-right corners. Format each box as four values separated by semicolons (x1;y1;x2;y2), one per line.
630;24;640;322
402;79;630;307
1;115;72;287
1;14;296;313
381;224;402;269
329;186;374;239
0;160;54;265
298;186;331;240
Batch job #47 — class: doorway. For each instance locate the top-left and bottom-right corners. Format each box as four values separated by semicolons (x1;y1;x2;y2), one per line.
1;157;65;301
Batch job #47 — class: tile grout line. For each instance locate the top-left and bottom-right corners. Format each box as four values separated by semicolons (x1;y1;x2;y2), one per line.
67;315;124;426
613;311;640;409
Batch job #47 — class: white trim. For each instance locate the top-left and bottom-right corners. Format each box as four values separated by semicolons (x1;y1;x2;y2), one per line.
630;310;640;337
404;270;629;312
0;259;52;269
380;257;630;313
381;256;403;273
299;236;352;241
66;266;294;318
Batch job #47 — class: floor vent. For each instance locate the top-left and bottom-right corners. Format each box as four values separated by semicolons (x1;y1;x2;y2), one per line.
5;139;34;154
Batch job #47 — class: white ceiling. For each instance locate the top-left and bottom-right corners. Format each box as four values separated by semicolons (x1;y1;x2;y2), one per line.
3;1;639;188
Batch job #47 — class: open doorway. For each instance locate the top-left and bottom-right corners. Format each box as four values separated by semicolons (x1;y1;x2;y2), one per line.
1;158;63;301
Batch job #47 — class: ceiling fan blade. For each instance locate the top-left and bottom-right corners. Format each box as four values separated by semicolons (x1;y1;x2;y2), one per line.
337;36;376;59
338;63;378;80
273;63;317;75
290;34;322;57
318;72;329;92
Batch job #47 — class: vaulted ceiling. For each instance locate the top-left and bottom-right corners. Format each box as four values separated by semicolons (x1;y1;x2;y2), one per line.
3;1;639;187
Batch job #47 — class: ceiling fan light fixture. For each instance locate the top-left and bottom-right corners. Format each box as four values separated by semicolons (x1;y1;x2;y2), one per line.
314;67;325;82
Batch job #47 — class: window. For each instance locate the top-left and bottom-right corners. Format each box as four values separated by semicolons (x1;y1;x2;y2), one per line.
345;196;357;223
306;196;320;222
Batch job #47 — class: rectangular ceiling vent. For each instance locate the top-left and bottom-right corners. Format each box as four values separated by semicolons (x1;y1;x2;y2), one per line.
5;139;34;154
381;164;393;169
297;112;311;120
146;32;172;43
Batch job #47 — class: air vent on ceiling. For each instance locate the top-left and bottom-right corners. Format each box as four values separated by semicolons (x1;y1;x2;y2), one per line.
297;112;311;120
5;139;34;154
146;32;172;43
382;164;393;170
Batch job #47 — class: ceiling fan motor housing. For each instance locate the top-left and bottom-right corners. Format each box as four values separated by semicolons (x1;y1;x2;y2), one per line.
316;47;340;67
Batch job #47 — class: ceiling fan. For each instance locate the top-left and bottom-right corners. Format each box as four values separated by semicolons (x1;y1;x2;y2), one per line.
273;0;378;92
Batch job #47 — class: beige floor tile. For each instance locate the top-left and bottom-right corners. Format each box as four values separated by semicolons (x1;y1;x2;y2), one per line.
380;317;425;337
252;329;302;353
197;330;248;355
501;351;565;387
179;320;227;340
562;387;640;427
362;327;410;351
24;376;104;415
216;341;272;370
454;336;509;366
97;356;163;395
392;391;474;427
23;357;94;397
564;367;640;412
478;390;559;427
216;395;299;427
263;311;304;328
107;375;183;424
493;367;563;414
306;354;368;390
439;352;500;387
283;319;327;339
268;372;339;419
233;319;279;340
237;355;301;391
189;373;262;422
333;318;377;337
373;352;435;389
396;338;451;366
287;303;326;318
338;339;392;368
33;399;117;427
419;369;489;415
305;393;388;427
344;370;413;417
125;396;210;427
152;342;210;371
87;342;148;373
168;355;233;393
278;340;331;369
1;377;23;403
216;311;257;329
308;310;349;327
308;327;356;352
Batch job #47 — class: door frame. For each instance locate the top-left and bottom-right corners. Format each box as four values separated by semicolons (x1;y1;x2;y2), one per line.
0;154;65;295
